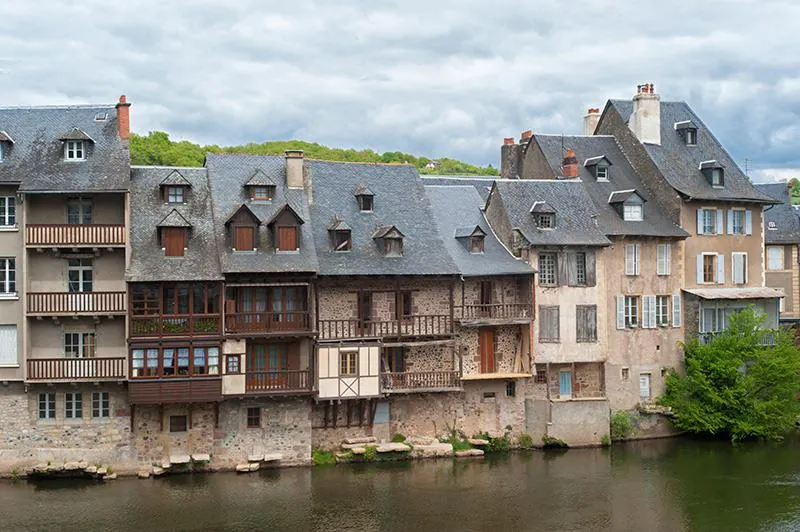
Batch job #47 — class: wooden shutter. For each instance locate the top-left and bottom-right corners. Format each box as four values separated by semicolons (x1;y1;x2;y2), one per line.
643;295;656;329
715;209;724;235
234;226;255;251
616;296;625;330
672;294;681;328
479;328;495;373
557;252;568;286
696;209;703;235
163;228;185;257
732;253;745;284
278;226;297;251
785;245;793;270
585;251;596;286
657;244;671;275
716;253;725;284
696;255;704;284
745;210;752;235
634;244;641;275
625;245;635;275
727;210;734;235
566;252;577;286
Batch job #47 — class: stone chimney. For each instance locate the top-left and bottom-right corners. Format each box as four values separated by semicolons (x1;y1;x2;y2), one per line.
115;95;131;140
520;130;533;144
285;149;304;189
629;83;661;145
562;148;578;178
583;107;600;136
501;137;521;179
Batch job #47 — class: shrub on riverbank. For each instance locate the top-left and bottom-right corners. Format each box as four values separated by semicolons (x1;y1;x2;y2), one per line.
517;433;535;449
312;449;337;466
610;412;636;441
660;308;800;443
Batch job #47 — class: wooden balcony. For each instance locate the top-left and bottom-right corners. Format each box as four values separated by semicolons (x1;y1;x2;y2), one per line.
381;371;461;393
226;311;312;335
130;315;221;337
26;224;126;248
459;303;533;325
245;370;312;395
318;315;453;340
27;291;126;316
27;357;126;382
128;378;222;404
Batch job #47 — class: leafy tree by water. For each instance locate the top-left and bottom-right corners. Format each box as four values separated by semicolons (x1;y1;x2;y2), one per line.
789;178;800;205
129;131;499;175
660;307;800;442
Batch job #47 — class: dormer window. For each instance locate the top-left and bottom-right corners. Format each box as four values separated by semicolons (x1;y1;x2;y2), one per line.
225;204;261;252
685;129;697;145
609;189;646;221
251;186;274;201
455;225;486;254
160;170;192;203
354;185;375;212
157;209;192;258
244;169;277;202
64;140;85;161
166;186;185;204
536;213;554;229
623;203;643;221
234;226;256;252
385;237;402;257
373;225;404;257
277;226;298;252
267;204;304;253
584;156;612;181
596;166;609;180
333;230;352;252
699;160;725;188
711;168;723;187
675;121;698;146
469;235;484;254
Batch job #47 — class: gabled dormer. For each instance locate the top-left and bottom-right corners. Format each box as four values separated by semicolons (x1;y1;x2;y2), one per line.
699;160;725;188
328;217;352;252
608;189;646;221
674;120;698;146
455;225;486;254
266;204;304;253
530;201;556;229
0;131;14;162
160;170;192;204
157;209;192;257
354;184;374;212
244;169;276;202
372;225;404;257
59;128;94;161
584;156;612;181
225;204;261;252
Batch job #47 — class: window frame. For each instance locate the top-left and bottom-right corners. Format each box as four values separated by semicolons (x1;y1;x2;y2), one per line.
64;140;86;161
384;237;403;257
67;197;93;225
333;229;352;252
767;246;784;271
575;252;587;285
169;414;188;433
685;128;697;146
576;304;597;342
250;186;275;202
536;213;555;229
469;235;484;254
67;258;93;293
64;331;96;358
162;227;187;257
538;305;560;343
623;203;643;221
0;196;16;227
65;392;83;419
165;186;186;204
91;391;110;418
595;166;609;181
699;208;718;235
730;209;745;235
340;350;359;377
625;244;640;276
656;244;671;276
0;258;15;294
702;253;717;284
624;295;639;328
277;225;299;252
710;168;724;187
656;295;670;327
732;251;748;285
538;252;557;286
233;225;256;252
38;392;56;420
358;195;374;212
246;407;261;428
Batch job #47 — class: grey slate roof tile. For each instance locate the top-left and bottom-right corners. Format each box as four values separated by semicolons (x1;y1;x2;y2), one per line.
0;105;129;192
755;183;800;244
159;170;192;187
244;169;276;187
419;175;500;202
157;209;192;228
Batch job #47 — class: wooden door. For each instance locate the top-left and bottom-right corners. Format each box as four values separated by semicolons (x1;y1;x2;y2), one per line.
163;228;185;257
479;327;495;373
358;292;372;334
278;226;297;251
639;373;651;401
234;226;255;251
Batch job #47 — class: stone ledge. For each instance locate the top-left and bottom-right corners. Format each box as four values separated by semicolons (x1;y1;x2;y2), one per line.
454;449;484;458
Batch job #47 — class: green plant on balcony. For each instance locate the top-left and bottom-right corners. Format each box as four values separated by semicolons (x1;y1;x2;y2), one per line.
132;318;159;335
194;318;219;333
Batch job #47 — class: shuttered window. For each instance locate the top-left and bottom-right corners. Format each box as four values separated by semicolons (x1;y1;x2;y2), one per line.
767;246;784;271
617;296;639;328
697;208;723;235
727;209;752;235
576;305;597;342
656;295;670;326
539;253;557;285
163;228;186;257
234;226;256;251
538;306;560;343
672;294;682;328
732;252;747;285
0;325;17;365
625;244;640;276
656;244;671;275
642;295;656;328
697;253;723;284
277;226;298;251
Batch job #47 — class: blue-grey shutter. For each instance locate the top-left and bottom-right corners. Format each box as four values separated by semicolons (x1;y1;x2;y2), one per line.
696;209;704;235
745;210;752;235
635;244;641;275
717;253;725;283
716;209;724;235
696;254;704;284
672;294;681;328
616;296;625;330
727;210;734;235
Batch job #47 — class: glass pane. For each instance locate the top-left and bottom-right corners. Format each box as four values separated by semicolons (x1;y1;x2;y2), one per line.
163;348;175;375
177;348;190;375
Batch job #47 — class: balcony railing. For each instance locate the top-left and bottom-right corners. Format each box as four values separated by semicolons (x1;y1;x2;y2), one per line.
699;331;776;346
226;311;311;334
381;371;461;392
245;370;312;393
460;303;533;321
130;314;221;336
27;291;126;315
26;224;126;247
27;357;126;381
318;315;452;340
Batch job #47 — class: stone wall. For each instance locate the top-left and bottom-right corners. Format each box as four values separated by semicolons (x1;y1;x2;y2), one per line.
404;344;456;373
546;362;604;399
458;325;523;375
548;399;610;446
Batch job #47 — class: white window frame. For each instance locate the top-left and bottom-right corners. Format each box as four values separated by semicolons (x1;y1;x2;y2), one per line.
65;392;83;419
625;244;640;276
64;140;86;161
732;252;748;285
64;331;96;358
67;259;93;293
596;166;609;181
0;196;16;227
729;209;745;235
656;295;670;326
767;246;784;271
685;129;697;146
340;350;358;377
623;203;643;221
92;391;110;418
624;295;639;328
0;258;15;295
702;209;716;234
699;252;722;284
166;186;185;204
656;244;671;276
38;392;56;419
711;168;723;187
0;143;3;162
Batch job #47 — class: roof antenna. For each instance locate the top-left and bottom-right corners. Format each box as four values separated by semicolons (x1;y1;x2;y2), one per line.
561;133;565;156
744;158;750;179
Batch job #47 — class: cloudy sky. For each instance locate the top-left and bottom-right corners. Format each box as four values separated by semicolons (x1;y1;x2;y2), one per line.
2;1;799;181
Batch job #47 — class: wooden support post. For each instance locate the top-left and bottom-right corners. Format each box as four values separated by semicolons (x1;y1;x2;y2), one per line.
571;362;576;399
214;402;220;428
324;402;330;429
369;399;378;427
130;404;135;433
346;400;352;427
449;280;454;334
159;404;164;432
358;400;365;426
332;402;338;429
188;403;193;429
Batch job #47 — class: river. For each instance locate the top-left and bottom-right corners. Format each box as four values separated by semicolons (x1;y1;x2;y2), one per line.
2;438;799;532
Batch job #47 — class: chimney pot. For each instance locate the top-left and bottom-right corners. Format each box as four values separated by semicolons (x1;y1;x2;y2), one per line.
520;130;533;141
630;82;661;144
562;148;579;178
583;107;601;135
115;94;131;140
503;137;515;146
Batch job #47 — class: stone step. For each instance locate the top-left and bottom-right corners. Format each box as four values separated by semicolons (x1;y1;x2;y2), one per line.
341;442;378;450
455;448;485;458
263;453;282;462
376;442;412;453
169;454;191;465
468;438;490;446
191;454;210;462
343;436;376;445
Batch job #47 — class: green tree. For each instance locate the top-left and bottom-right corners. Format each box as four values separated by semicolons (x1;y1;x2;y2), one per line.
661;307;800;442
788;178;800;205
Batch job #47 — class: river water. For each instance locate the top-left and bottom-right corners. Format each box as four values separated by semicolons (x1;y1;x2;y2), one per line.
2;438;800;532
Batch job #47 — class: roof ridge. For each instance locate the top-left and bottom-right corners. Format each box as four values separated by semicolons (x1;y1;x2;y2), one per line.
0;104;116;110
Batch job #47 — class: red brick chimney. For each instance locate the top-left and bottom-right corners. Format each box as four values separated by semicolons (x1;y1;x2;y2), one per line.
562;148;578;178
115;95;131;140
520;130;533;143
503;137;515;146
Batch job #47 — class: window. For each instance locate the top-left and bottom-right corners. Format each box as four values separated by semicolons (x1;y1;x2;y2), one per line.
166;186;185;204
703;254;717;283
67;259;93;292
0;143;3;161
401;291;413;318
621;368;630;381
251;186;274;201
685;128;697;145
0;258;15;294
92;391;109;418
697;208;721;235
640;373;651;400
131;346;219;378
358;195;374;212
536;213;554;229
479;281;492;306
558;370;572;398
384;237;402;257
169;415;188;433
0;325;16;365
596;166;609;180
333;230;351;252
505;381;516;397
469;235;484;254
767;246;784;271
340;350;358;376
534;365;547;384
385;347;405;373
247;407;261;428
0;196;15;226
67;198;92;224
277;226;298;252
711;168;724;187
234;226;256;251
625;244;640;276
65;392;83;419
575;252;587;285
656;244;671;275
623;203;643;221
193;346;220;375
64;140;85;161
730;210;745;235
539;252;557;285
576;305;597;342
538;306;560;342
163;227;186;257
226;355;241;374
64;332;95;358
38;392;56;419
732;252;747;285
624;296;639;327
656;295;670;326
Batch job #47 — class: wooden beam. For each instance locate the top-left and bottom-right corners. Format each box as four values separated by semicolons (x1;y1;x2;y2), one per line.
332;402;338;429
571;362;576;399
130;404;135;433
159;404;164;432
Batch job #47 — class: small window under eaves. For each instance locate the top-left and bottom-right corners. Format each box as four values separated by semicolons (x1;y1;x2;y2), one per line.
596;166;609;181
536;213;555;229
333;229;351;252
469;235;484;254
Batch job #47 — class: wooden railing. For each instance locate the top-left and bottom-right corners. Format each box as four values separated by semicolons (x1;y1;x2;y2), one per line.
381;371;461;392
460;303;533;321
226;312;311;333
27;291;126;315
130;314;221;336
26;224;126;247
318;315;452;340
245;370;311;393
27;357;126;381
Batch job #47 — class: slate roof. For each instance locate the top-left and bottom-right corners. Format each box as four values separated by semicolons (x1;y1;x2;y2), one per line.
244;169;276;187
420;175;500;202
160;170;192;187
532;135;688;238
128;166;221;282
425;185;533;277
756;183;800;244
607;100;776;203
488;180;611;246
308;161;458;276
157;209;192;228
205;153;319;274
0;105;129;192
